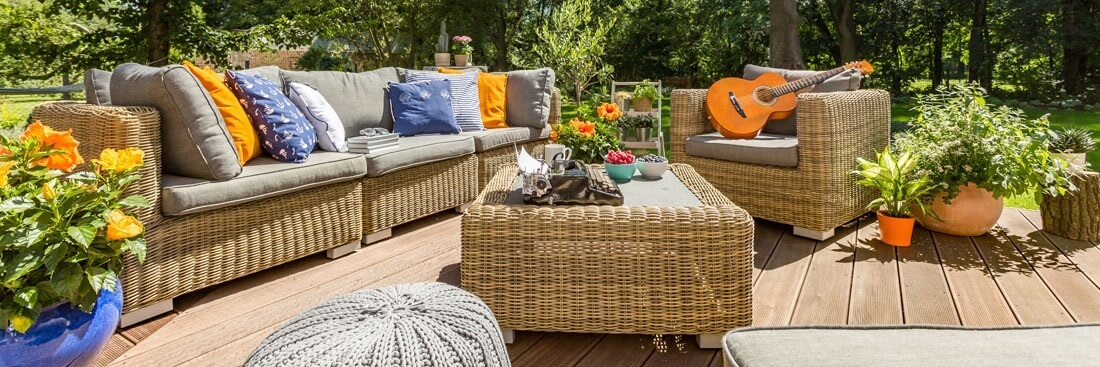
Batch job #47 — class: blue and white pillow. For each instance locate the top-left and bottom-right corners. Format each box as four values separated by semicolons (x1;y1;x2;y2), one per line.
286;82;347;152
403;69;484;131
225;70;317;163
388;80;461;137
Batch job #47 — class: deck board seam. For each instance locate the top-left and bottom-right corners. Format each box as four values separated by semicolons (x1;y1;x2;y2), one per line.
509;333;548;362
928;228;965;325
752;230;786;290
1021;209;1100;292
785;237;821;325
967;235;1022;325
999;210;1084;322
894;244;905;324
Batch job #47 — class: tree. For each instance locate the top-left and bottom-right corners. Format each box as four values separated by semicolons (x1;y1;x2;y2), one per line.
968;0;992;90
1061;0;1096;95
769;0;804;69
513;0;615;102
822;0;857;63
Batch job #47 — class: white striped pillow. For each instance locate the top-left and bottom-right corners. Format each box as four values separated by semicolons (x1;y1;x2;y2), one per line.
403;69;484;131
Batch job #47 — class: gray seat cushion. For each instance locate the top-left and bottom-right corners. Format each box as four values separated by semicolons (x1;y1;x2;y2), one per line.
110;63;242;181
84;69;112;105
460;126;549;152
743;64;861;136
161;151;367;216
723;324;1100;367
237;66;284;91
280;68;401;136
498;68;555;129
685;132;798;167
364;135;474;177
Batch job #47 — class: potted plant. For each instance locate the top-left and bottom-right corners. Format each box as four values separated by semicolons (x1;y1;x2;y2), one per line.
550;103;622;163
632;114;656;142
632;80;660;112
0;122;148;366
452;35;473;67
614;91;632;111
893;84;1074;236
1048;127;1096;172
434;21;450;67
854;147;937;246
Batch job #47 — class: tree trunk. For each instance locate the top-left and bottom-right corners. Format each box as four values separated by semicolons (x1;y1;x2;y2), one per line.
810;1;839;64
826;0;857;62
1041;171;1100;241
144;0;170;66
1061;0;1091;95
967;0;988;88
931;19;945;90
769;0;805;69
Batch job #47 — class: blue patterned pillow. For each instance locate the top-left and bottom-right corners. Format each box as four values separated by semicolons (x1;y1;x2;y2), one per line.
225;70;317;163
403;69;484;131
388;80;461;137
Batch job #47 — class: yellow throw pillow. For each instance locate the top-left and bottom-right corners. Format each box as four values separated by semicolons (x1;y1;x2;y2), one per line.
440;68;508;129
183;61;263;165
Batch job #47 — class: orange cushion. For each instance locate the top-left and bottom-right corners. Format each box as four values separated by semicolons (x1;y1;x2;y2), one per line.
439;68;508;129
183;61;262;165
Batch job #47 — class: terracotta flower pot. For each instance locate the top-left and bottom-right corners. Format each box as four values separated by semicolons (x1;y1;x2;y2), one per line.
454;54;470;67
434;53;451;67
913;183;1004;236
877;211;915;247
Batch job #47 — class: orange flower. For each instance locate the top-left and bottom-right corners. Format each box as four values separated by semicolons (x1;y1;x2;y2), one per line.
42;182;55;199
549;130;559;142
0;161;14;187
596;103;622;121
106;209;143;240
572;120;596;138
22;121;84;172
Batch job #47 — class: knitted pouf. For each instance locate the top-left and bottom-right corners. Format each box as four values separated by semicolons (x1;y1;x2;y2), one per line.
245;282;510;367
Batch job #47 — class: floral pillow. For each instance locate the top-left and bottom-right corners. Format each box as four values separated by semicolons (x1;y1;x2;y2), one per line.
225;70;317;163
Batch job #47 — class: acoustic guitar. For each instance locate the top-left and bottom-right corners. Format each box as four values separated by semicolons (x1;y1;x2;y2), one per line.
706;61;874;139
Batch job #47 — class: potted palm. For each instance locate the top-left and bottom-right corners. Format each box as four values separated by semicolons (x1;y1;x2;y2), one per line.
854;147;937;247
1048;127;1096;172
632;81;660;113
0;122;148;367
434;21;450;67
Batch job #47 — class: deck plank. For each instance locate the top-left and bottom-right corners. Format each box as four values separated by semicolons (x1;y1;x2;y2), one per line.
511;333;604;367
971;227;1073;325
94;335;134;367
848;218;903;325
896;227;960;325
120;311;177;344
752;220;785;285
1021;210;1100;290
573;334;657;367
932;232;1017;326
507;332;549;361
789;224;856;325
640;334;717;367
751;232;816;326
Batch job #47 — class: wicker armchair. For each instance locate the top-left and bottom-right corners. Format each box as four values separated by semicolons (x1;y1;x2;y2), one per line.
670;89;890;239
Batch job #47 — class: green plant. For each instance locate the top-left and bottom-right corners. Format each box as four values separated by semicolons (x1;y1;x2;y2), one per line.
0;98;26;130
1048;127;1097;153
1;122;148;333
617;114;656;129
436;21;449;53
853;148;936;218
452;35;472;55
893;84;1074;201
632;81;660;101
509;0;614;102
551;108;622;164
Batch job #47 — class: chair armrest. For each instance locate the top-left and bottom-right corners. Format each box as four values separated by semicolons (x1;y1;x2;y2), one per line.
794;89;891;201
670;89;714;160
549;88;562;125
31;101;164;227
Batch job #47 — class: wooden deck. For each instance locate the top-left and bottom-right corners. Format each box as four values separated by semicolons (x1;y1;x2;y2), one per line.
98;208;1100;367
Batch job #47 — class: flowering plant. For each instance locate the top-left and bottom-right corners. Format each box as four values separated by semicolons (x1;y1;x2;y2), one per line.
551;103;622;163
452;35;473;55
1;122;148;333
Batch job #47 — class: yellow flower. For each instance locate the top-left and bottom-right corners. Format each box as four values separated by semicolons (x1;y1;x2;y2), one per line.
22;121;84;172
0;161;14;187
93;147;145;173
9;313;33;333
106;209;143;240
42;182;55;199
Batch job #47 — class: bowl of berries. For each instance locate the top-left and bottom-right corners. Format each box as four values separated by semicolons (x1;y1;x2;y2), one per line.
604;150;636;182
635;154;668;179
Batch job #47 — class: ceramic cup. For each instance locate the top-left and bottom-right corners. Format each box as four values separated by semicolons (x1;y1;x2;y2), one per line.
544;144;573;163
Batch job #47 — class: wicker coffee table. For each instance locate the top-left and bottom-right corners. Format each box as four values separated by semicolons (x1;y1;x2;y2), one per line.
461;163;754;348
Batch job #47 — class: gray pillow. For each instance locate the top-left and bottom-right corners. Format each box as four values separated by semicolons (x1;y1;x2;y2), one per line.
84;69;112;105
742;64;862;136
238;65;284;91
501;68;555;129
110;63;242;180
280;68;401;136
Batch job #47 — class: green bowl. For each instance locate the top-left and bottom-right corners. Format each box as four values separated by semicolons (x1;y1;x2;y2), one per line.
604;163;636;182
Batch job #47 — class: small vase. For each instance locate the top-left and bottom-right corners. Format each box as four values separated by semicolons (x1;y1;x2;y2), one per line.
434;53;451;67
0;280;122;367
877;211;915;247
913;183;1004;236
454;54;470;67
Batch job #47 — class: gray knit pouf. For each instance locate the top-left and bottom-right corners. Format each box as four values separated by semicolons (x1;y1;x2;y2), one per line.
245;282;510;367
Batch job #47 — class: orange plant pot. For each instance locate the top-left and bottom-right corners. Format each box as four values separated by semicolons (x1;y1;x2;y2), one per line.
913;183;1003;236
877;211;916;247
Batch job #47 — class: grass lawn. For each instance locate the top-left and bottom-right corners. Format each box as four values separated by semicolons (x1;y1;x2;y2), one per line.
1;94;76;129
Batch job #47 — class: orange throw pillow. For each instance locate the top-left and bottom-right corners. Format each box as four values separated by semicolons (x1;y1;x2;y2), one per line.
440;68;508;129
183;61;262;165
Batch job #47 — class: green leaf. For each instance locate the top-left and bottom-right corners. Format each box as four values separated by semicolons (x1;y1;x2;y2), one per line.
124;238;147;263
42;243;68;271
85;267;117;293
3;249;43;284
118;195;150;208
67;225;96;247
0;197;33;212
51;263;84;299
14;287;38;308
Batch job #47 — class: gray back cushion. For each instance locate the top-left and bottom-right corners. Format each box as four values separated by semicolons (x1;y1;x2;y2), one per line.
84;69;112;105
238;66;284;91
280;68;401;136
501;68;555;129
743;64;861;136
110;63;242;180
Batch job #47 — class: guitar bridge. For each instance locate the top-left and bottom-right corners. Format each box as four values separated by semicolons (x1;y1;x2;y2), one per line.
727;91;747;118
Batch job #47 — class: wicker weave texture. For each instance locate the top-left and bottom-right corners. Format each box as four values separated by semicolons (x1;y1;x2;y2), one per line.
361;154;478;234
462;164;754;335
476;140;545;190
669;89;890;232
31;102;163;227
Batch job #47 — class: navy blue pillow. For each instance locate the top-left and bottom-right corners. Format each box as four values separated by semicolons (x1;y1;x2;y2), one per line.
225;70;317;163
388;80;461;137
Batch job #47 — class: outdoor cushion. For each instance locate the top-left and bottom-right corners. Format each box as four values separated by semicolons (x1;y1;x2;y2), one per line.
226;70;317;163
184;61;263;165
363;134;474;177
237;65;284;91
388;80;461;137
460;126;549;152
110;63;242;181
685;132;798;167
280;68;401;135
403;69;484;132
722;324;1100;367
84;69;111;105
440;67;508;129
161;151;366;216
286;82;347;152
743;64;862;136
500;68;555;129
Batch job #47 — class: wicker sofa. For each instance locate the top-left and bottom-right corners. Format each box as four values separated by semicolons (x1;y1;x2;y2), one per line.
670;89;890;239
33;66;559;325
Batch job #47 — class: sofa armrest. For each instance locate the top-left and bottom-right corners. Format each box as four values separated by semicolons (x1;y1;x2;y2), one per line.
549;88;562;125
795;89;891;173
670;89;714;160
31;101;164;227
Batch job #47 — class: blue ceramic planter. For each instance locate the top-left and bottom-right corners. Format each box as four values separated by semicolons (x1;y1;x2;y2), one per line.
0;281;123;367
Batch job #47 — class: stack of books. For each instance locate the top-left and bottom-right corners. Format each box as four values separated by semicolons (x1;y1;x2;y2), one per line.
347;134;399;154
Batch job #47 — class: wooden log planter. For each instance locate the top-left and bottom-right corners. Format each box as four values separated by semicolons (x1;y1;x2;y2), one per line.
1041;171;1100;241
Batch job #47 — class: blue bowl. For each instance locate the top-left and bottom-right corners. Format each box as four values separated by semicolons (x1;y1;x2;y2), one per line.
604;163;636;181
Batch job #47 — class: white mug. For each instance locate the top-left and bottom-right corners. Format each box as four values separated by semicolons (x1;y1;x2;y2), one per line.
544;144;572;162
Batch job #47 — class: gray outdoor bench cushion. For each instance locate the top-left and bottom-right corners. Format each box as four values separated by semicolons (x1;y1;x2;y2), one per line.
722;324;1100;367
362;134;475;177
685;132;799;167
461;126;550;152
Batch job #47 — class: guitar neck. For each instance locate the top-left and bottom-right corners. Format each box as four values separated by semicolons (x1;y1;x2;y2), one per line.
770;66;849;97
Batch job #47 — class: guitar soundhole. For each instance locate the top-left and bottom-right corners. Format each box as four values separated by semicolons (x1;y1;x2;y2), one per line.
752;86;777;106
